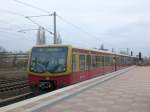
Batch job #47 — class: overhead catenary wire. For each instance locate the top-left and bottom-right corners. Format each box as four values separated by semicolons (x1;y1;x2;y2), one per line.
0;18;41;34
0;19;39;37
13;0;100;41
0;8;25;17
0;1;53;31
56;14;101;40
25;17;53;35
0;30;33;39
13;0;51;14
11;0;103;48
57;15;114;48
18;28;38;32
0;28;52;47
0;20;28;30
0;1;54;44
26;14;53;18
25;17;42;27
0;27;14;30
0;9;35;30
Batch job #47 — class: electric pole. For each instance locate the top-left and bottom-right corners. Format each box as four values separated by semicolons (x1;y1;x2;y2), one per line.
25;11;58;44
53;11;57;44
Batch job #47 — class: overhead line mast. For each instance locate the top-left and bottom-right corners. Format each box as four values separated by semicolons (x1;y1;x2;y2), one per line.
25;11;57;44
53;11;57;44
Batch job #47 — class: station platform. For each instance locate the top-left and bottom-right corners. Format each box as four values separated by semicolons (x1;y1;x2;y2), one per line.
1;66;150;112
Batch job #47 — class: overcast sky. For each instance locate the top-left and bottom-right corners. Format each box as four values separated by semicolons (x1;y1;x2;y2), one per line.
0;0;150;56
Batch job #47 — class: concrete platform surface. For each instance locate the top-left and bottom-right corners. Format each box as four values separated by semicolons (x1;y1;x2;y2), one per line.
35;67;150;112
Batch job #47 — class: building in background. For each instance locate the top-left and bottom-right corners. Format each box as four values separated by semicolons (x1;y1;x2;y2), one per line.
56;32;62;44
36;27;46;45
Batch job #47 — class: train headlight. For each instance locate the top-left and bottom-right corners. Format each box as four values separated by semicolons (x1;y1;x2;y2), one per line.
46;77;50;80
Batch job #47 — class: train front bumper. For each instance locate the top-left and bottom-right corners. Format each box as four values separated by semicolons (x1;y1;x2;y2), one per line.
39;80;56;90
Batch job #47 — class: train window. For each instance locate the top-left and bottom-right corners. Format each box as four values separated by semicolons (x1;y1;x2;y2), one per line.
112;56;116;64
125;57;127;64
86;55;91;70
79;55;86;71
30;47;68;73
96;56;103;67
96;56;100;67
118;57;121;65
121;57;123;64
123;57;126;65
105;56;111;66
96;56;100;62
104;56;108;66
72;54;77;72
109;56;111;66
110;56;113;66
128;57;130;65
101;56;104;67
116;56;119;64
100;56;103;62
121;57;123;65
92;56;96;69
122;57;124;65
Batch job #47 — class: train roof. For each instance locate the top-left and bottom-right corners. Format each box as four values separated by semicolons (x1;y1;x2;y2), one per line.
33;44;135;58
72;46;133;57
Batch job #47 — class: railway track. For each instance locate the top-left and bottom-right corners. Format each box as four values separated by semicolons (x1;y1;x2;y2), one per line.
0;80;29;92
0;78;32;107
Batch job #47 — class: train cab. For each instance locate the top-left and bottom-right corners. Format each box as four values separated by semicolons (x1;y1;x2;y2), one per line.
28;45;72;90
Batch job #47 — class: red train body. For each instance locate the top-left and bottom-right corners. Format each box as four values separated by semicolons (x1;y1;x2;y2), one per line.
28;45;136;90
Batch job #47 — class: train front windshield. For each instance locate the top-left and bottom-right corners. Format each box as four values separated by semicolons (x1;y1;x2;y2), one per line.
30;47;68;73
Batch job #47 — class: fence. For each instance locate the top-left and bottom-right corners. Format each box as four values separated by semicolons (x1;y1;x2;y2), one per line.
0;53;28;70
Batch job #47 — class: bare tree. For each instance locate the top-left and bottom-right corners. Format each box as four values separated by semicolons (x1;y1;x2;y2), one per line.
0;46;6;52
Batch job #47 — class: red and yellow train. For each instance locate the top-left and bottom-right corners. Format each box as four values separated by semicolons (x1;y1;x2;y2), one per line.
27;45;137;90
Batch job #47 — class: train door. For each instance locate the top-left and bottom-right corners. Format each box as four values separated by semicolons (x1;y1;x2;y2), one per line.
86;55;92;79
115;55;117;71
103;55;106;74
104;55;108;74
86;55;92;70
101;55;105;74
72;54;78;72
104;55;113;74
99;55;105;75
113;55;117;71
72;53;79;83
79;54;86;81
